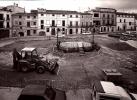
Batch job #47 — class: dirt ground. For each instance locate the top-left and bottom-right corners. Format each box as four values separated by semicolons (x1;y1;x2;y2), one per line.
0;35;137;93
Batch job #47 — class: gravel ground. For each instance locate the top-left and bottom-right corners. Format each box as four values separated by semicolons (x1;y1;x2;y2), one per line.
0;35;137;93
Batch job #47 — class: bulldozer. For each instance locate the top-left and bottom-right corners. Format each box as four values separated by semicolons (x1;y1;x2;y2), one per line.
12;47;59;74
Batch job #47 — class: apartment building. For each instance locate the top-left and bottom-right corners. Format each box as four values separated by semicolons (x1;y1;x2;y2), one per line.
116;12;136;32
12;13;37;37
35;8;82;36
87;7;117;33
80;13;92;33
0;8;12;38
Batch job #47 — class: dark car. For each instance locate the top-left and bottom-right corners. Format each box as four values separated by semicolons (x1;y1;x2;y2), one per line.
17;85;66;100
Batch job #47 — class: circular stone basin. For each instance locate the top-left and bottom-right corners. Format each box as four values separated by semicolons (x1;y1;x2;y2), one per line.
60;41;92;52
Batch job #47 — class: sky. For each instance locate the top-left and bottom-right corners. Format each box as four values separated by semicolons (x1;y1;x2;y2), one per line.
0;0;137;12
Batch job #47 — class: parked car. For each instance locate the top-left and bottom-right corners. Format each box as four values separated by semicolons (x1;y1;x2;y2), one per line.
91;81;137;100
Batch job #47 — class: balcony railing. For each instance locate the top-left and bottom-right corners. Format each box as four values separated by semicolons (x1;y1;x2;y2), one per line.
50;24;57;27
67;25;82;28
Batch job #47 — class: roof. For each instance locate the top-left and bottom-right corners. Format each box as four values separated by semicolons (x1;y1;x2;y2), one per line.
117;12;136;16
21;47;36;52
33;9;81;14
21;85;46;96
102;69;122;76
12;13;37;16
101;81;118;95
80;13;92;15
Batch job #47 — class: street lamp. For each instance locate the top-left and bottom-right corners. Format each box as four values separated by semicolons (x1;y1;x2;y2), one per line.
56;27;60;50
92;24;96;44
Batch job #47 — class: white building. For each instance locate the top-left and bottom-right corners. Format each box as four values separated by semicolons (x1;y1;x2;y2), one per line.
36;8;82;36
116;12;136;32
0;8;12;38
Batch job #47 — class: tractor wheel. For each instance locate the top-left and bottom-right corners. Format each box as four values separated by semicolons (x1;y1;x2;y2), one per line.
36;66;45;74
21;66;28;72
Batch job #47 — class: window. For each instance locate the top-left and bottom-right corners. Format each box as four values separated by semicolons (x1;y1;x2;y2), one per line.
103;14;105;18
27;30;31;36
19;15;22;18
7;14;10;20
129;22;132;25
70;21;72;26
33;16;36;18
52;20;55;26
107;14;110;18
76;15;78;18
33;30;36;34
76;21;78;26
41;20;44;24
33;22;36;25
27;22;30;27
27;16;30;18
62;28;65;31
62;14;65;16
19;22;22;25
124;19;126;23
46;28;49;32
70;15;72;18
0;14;4;20
41;25;44;29
52;14;55;16
41;14;44;16
94;13;99;17
62;20;65;26
76;28;78;33
120;19;122;22
7;22;10;28
20;27;22;29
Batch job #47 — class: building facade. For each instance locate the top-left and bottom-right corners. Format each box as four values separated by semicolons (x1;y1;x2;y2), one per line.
87;7;117;33
116;12;136;32
80;13;92;34
12;13;37;37
36;8;83;36
0;8;12;38
6;3;25;14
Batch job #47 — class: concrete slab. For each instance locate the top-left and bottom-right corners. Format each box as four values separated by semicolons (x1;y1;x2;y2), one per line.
0;87;22;100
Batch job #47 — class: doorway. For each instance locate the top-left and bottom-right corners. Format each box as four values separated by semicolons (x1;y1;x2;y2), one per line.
51;28;56;35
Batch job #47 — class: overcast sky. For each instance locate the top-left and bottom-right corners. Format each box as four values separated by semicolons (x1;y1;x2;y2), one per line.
0;0;137;12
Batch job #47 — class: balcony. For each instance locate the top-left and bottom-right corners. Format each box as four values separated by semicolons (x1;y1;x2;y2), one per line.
67;25;81;28
103;23;116;26
50;24;57;27
81;25;93;28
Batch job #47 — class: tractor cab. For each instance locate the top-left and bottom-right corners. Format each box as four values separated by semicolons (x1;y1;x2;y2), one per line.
21;47;38;60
